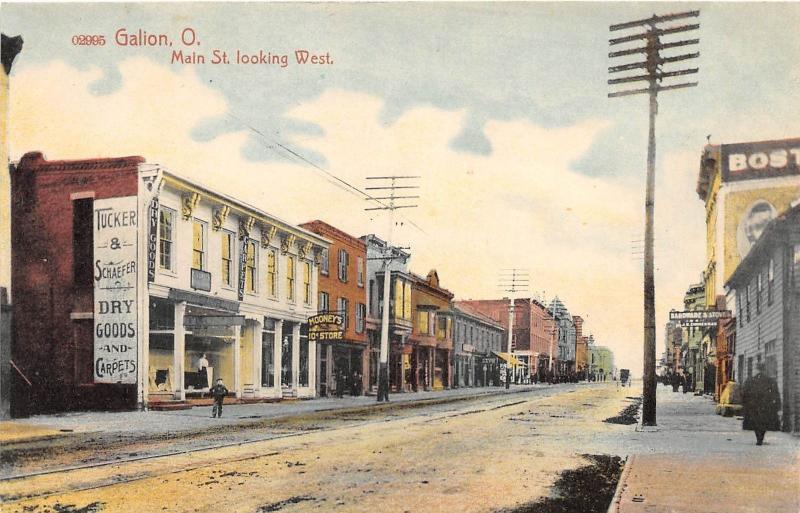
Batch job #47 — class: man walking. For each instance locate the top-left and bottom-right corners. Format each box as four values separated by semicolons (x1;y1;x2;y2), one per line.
209;378;229;418
742;362;781;445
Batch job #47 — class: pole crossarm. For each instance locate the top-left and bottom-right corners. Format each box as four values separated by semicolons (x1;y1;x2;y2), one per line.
609;23;699;45
608;67;698;85
609;10;700;31
609;39;699;58
609;52;699;73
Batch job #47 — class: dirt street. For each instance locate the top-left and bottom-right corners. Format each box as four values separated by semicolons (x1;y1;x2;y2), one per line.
1;384;634;513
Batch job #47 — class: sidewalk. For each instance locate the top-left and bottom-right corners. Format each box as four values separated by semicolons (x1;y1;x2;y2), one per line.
0;383;548;445
610;385;800;513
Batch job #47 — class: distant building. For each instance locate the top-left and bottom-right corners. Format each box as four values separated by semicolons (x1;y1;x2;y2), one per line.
452;303;505;387
455;298;555;381
549;297;576;375
574;315;588;376
681;282;706;393
725;203;800;433
588;340;614;382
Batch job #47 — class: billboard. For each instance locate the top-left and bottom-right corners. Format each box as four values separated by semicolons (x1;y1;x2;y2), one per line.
721;138;800;183
722;184;800;282
93;196;139;384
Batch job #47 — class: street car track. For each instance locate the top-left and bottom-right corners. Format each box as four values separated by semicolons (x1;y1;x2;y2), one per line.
0;386;574;504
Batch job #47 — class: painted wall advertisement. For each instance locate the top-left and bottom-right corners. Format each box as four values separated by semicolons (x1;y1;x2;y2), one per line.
93;196;138;384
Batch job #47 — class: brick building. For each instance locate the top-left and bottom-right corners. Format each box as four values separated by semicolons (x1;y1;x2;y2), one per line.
299;220;368;397
10;152;328;415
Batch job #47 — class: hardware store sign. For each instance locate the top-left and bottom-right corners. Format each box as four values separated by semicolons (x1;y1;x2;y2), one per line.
93;196;138;384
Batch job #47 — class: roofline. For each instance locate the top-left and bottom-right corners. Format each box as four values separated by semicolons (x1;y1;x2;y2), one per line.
159;168;330;247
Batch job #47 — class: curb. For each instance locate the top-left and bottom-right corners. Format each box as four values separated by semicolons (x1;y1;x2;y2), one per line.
606;454;634;513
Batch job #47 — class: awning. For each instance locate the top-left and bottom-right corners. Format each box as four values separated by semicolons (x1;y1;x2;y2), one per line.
493;352;524;366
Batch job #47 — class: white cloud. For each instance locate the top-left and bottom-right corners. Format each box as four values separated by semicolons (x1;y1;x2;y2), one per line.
9;57;706;373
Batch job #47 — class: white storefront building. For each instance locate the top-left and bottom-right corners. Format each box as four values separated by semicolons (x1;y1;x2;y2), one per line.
139;166;329;405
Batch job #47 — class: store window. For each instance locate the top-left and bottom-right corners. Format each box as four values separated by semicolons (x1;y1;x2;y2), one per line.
299;324;309;387
267;249;277;297
159;207;175;270
192;220;206;270
245;240;257;293
303;261;311;305
221;230;234;286
262;318;275;387
287;255;295;302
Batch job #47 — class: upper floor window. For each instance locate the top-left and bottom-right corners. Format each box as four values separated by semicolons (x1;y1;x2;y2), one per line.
221;230;234;286
357;256;364;287
158;207;175;271
767;259;774;305
303;261;311;305
319;291;329;313
338;297;349;329
436;315;447;339
245;240;257;293
267;249;277;297
320;248;329;276
338;249;349;282
745;283;751;323
356;303;366;333
72;198;93;288
287;255;296;302
192;220;206;270
418;310;429;335
756;272;762;314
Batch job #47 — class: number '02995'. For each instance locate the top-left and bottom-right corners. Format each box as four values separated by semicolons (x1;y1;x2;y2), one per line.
72;35;106;46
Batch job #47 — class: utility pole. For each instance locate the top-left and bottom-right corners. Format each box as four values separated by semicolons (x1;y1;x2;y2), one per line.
608;10;699;426
499;269;529;389
365;176;419;402
549;297;558;376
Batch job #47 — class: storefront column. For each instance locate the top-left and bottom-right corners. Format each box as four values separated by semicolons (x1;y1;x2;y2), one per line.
252;318;263;394
233;324;241;398
361;344;369;395
274;320;283;390
173;301;186;401
447;350;452;389
308;332;317;395
291;323;301;390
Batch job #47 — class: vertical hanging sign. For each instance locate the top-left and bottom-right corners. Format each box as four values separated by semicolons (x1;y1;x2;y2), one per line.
93;196;139;384
238;236;248;300
147;197;159;282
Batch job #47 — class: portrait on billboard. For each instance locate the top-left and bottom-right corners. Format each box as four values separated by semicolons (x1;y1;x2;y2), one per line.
736;200;776;259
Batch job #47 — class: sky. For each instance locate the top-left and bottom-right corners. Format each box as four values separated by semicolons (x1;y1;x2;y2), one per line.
3;2;800;374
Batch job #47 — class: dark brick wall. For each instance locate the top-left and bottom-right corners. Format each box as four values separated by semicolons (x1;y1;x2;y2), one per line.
11;152;142;414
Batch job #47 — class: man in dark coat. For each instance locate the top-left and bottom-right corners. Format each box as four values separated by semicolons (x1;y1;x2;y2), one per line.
742;363;781;445
209;378;229;418
670;371;681;392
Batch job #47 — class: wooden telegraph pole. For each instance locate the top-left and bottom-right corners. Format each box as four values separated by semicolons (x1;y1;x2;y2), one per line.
608;11;700;426
365;176;419;402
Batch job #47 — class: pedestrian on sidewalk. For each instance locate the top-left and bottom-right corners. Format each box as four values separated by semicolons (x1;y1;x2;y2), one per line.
670;371;681;393
209;378;229;418
742;362;781;445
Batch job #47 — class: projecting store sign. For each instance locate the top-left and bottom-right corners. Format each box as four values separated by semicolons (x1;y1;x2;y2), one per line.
93;196;139;384
308;313;344;341
669;310;731;328
721;138;800;182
